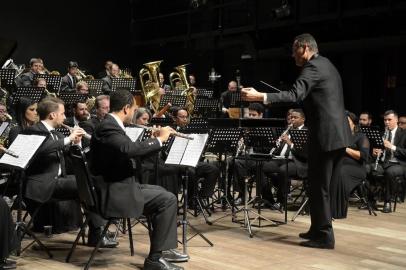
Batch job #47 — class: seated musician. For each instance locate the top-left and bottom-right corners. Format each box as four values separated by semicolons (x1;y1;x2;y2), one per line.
79;95;110;136
232;102;266;205
0;197;17;270
262;108;308;210
75;81;90;95
90;90;186;269
220;80;238;118
359;111;373;127
64;101;90;127
24;97;116;247
97;60;113;79
171;107;219;204
399;115;406;130
60;61;78;92
101;63;120;94
370;110;406;213
159;72;171;93
330;111;370;219
15;58;43;87
134;107;181;194
8;97;38;145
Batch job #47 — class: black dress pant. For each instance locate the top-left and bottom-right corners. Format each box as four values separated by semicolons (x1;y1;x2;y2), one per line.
374;163;405;202
0;197;17;260
187;162;219;198
141;184;178;253
307;146;345;244
263;159;297;203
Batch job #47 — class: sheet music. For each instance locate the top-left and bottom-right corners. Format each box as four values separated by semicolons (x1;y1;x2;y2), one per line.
165;136;189;165
181;134;209;167
0;122;9;136
165;133;208;167
125;127;144;142
0;135;46;169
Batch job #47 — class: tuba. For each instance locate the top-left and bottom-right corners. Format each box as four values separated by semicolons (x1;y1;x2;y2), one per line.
169;64;196;114
139;60;163;113
2;59;25;78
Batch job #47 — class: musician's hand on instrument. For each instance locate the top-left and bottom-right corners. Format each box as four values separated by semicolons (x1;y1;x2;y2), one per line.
157;126;175;142
0;145;6;153
383;140;393;149
69;127;85;143
241;87;265;102
372;148;381;157
280;134;292;145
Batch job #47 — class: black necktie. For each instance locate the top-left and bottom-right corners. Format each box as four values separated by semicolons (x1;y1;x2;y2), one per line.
384;130;392;162
51;130;66;177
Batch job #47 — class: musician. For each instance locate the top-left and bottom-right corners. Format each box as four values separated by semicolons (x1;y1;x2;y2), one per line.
79;95;110;136
242;33;352;249
330;111;370;219
75;81;90;95
399;115;406;130
359;111;373;127
220;80;238;118
23;97;115;247
90;90;185;269
0;197;17;270
8;97;38;145
233;102;266;204
0;103;9;124
60;61;78;92
189;74;196;86
371;110;406;213
172;107;219;204
33;77;47;88
64;101;90;127
159;72;171;92
15;58;43;87
97;60;113;79
262;109;308;210
101;63;120;94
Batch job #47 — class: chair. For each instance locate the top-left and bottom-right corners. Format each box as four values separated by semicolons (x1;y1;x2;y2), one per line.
393;176;405;212
65;145;134;270
291;177;309;221
352;179;377;216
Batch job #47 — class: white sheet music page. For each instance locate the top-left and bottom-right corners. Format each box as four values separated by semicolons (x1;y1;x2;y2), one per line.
0;134;46;169
165;136;189;165
125;127;144;142
180;133;208;167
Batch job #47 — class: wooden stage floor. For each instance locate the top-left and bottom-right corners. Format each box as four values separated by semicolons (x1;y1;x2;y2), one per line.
14;201;406;270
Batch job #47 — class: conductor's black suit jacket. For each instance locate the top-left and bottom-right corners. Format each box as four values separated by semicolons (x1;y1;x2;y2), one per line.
90;114;161;218
267;55;351;152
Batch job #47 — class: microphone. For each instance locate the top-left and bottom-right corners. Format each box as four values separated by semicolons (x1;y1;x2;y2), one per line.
208;67;221;83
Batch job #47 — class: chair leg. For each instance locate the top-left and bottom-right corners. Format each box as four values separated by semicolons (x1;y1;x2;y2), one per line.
66;217;89;262
127;218;134;256
85;220;112;270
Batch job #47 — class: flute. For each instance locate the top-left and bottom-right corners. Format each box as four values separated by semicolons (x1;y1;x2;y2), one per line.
133;124;194;140
61;123;92;140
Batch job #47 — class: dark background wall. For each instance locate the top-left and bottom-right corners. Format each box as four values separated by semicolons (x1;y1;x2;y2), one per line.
1;0;406;122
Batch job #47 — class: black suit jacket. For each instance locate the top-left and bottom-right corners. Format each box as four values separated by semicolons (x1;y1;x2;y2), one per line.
90;114;161;218
267;55;351;152
24;122;69;203
101;76;112;94
79;116;103;136
392;128;406;166
15;71;34;87
60;74;76;92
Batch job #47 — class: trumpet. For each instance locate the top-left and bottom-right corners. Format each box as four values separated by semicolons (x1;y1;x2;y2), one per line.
61;123;92;140
133;124;194;140
374;128;389;171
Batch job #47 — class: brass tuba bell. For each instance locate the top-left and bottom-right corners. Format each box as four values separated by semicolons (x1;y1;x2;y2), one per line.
139;60;163;113
169;64;196;114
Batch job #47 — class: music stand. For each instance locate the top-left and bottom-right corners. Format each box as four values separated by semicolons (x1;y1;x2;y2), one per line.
58;92;87;105
0;69;16;88
150;117;174;127
111;78;137;93
193;97;219;118
289;129;309;222
180;118;209;133
159;94;187;109
12;87;45;105
360;127;384;149
33;74;61;94
55;126;71;137
196;88;214;98
84;79;103;96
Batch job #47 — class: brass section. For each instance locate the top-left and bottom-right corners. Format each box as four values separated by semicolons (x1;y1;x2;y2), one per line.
139;60;163;112
169;64;195;114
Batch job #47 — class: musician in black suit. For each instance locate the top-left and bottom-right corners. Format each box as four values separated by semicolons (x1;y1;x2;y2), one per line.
220;80;238;118
15;58;43;87
24;97;116;247
60;61;78;92
79;95;110;136
90;90;185;270
262;108;308;209
371;110;406;213
242;33;351;249
101;63;120;94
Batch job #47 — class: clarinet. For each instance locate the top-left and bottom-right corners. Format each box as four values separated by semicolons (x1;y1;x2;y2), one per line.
374;128;389;171
270;124;292;156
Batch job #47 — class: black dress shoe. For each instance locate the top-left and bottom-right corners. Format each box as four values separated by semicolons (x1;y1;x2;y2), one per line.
144;257;184;270
162;249;189;262
300;240;334;249
88;235;119;248
0;258;17;270
299;231;314;240
382;202;392;213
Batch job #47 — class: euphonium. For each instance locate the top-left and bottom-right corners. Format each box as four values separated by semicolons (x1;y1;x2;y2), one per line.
169;64;196;114
76;68;94;81
139;60;163;113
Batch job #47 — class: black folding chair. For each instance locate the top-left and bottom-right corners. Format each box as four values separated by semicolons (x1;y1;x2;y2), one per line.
65;145;134;270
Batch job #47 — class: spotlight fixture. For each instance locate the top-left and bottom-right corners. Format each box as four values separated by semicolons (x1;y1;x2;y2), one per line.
272;0;291;19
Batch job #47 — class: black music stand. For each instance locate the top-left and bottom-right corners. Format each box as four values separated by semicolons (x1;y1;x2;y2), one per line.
33;74;61;94
55;126;71;137
84;79;103;96
12;87;45;105
159;94;187;109
181;118;209;133
206;120;242;223
193;97;219;118
196;88;214;98
0;69;16;88
58;92;88;118
361;127;384;149
150;117;174;126
289;129;309;221
111;78;137;93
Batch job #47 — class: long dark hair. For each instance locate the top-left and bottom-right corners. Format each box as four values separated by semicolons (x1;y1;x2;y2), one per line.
346;110;360;133
16;97;36;129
